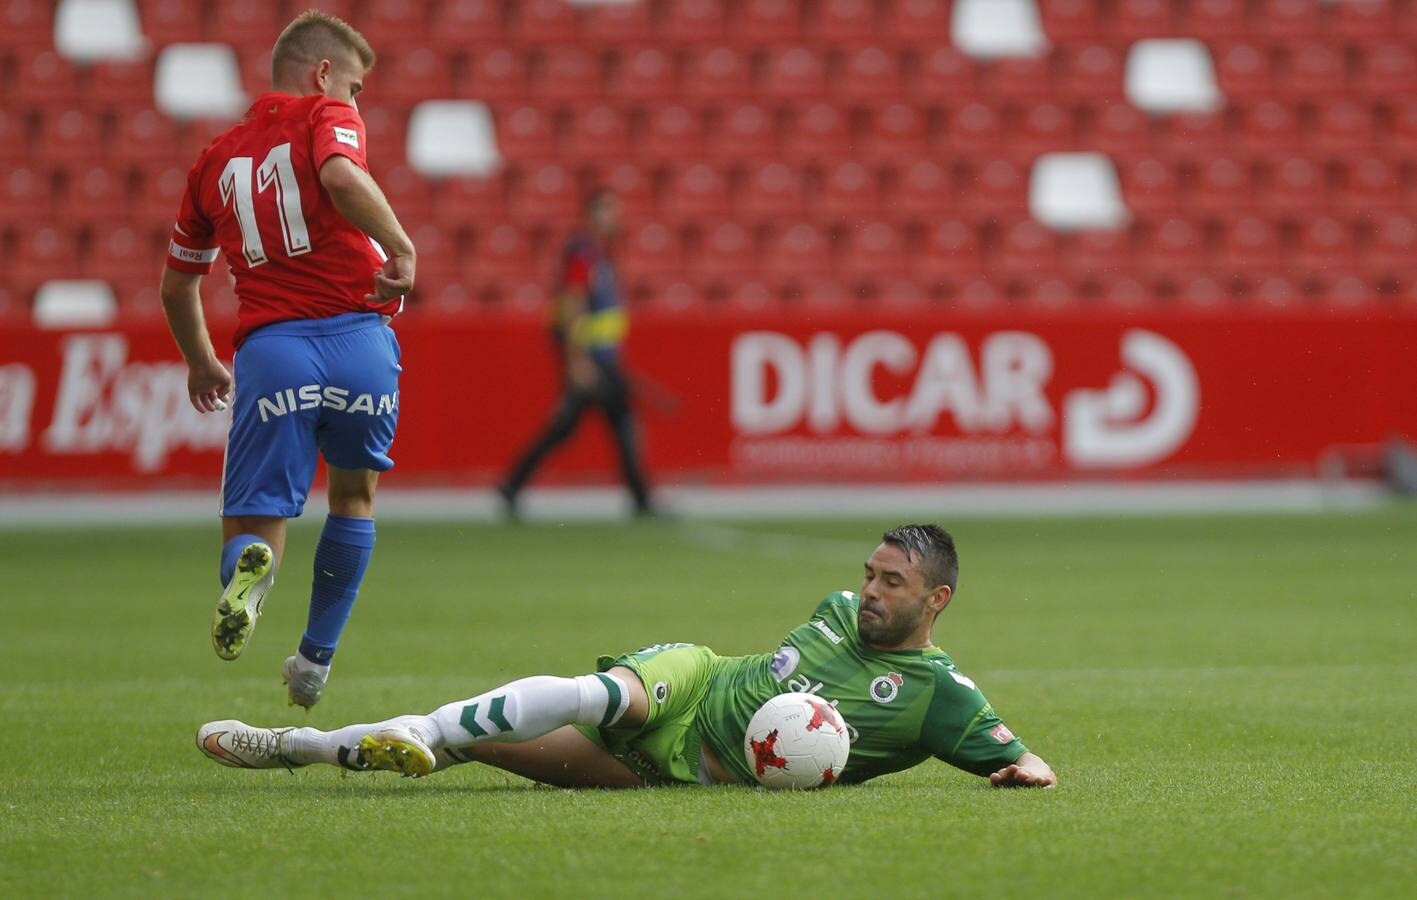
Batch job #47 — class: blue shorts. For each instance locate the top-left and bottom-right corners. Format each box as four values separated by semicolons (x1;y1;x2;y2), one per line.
221;313;401;518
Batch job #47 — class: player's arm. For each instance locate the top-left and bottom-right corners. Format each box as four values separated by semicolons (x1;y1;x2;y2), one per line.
318;155;416;302
558;284;598;391
921;667;1057;789
159;265;232;413
988;751;1055;788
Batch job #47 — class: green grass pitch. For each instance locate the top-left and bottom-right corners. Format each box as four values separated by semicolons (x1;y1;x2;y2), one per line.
2;510;1414;898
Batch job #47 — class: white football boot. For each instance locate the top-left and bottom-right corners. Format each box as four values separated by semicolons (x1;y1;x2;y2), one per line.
196;720;298;770
282;655;329;710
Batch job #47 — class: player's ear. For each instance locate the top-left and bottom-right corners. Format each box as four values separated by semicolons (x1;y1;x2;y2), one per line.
931;584;952;614
315;58;333;93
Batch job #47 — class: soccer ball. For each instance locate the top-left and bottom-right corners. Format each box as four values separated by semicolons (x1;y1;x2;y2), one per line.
742;692;851;790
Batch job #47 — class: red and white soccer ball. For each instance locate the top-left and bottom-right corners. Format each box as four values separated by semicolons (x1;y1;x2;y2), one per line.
743;692;851;790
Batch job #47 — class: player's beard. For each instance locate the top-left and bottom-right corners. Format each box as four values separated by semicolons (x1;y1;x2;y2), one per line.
858;596;926;648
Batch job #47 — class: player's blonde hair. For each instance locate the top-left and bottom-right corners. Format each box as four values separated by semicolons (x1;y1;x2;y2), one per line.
271;9;376;84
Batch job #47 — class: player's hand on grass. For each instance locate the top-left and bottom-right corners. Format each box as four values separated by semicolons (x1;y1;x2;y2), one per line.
989;757;1056;788
188;359;233;413
367;253;415;302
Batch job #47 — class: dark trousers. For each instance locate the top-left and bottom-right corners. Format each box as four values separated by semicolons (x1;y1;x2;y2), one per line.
501;361;651;511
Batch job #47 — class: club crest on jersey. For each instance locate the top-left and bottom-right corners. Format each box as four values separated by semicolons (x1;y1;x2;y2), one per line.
653;682;669;704
333;126;359;148
769;646;801;682
869;672;904;704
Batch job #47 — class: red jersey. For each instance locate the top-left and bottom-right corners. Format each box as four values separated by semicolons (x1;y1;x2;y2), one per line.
166;92;400;347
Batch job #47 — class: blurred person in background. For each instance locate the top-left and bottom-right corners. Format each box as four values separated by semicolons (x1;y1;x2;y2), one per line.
160;11;415;709
496;189;655;517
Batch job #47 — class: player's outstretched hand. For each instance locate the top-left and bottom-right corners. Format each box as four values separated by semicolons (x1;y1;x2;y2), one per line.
188;359;233;414
367;253;415;302
989;762;1057;789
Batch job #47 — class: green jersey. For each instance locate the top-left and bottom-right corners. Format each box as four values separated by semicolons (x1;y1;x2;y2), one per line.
698;591;1027;785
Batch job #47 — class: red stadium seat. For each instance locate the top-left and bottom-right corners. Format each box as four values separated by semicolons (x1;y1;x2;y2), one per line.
707;103;779;163
886;160;953;222
1162;113;1228;161
995;220;1058;281
986;57;1056;102
434;0;505;49
16;227;83;295
1061;228;1135;278
1313;100;1375;155
1363;214;1417;277
472;224;535;284
1331;0;1398;41
363;0;430;46
1113;0;1176;40
378;49;456;105
1386;99;1417;155
533;48;603;104
1295;217;1357;276
1016;276;1087;311
115;108;185;167
59;166;130;227
874;278;930;310
838;47;904;103
508;164;578;225
1257;156;1328;216
408;224;461;289
1039;0;1100;44
465;49;528;104
915;220;985;282
639;106;704;162
513;0;578;44
357;103;409;159
881;0;952;43
495;106;557;162
1185;0;1249;41
1254;0;1323;40
133;164;187;229
1119;159;1182;217
618;223;684;282
1311;274;1375;310
910;48;976;102
1212;43;1275;101
608;47;677;102
1014;103;1076;158
959;159;1028;217
564;106;632;164
660;164;732;224
682;47;751;103
763;223;831;284
839;222;908;285
1357;43;1417;98
738;0;803;45
737;162;806;223
93;226;164;292
761;48;828;101
945;102;1005;157
1061;45;1126;100
1220;216;1284;274
0;109;31;164
597;163;656;220
1282;43;1349;98
813;0;878;44
782;103;853;163
818;161;881;221
1249;274;1303;308
0;166;55;227
432;176;505;230
1094;275;1152;308
373;165;432;224
662;0;728;44
1139;218;1208;276
1234;102;1301;156
1089;103;1154;161
1191;157;1254;216
1334;157;1405;216
692;221;758;286
14;52;82;107
1171;273;1230;309
582;2;654;45
84;59;156;112
861;103;929;162
211;4;281;47
40;110;105;166
138;0;204;46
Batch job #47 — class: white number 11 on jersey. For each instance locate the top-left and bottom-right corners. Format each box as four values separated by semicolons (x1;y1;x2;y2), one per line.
218;143;312;267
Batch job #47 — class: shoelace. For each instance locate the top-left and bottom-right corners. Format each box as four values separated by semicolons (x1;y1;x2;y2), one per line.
230;728;295;772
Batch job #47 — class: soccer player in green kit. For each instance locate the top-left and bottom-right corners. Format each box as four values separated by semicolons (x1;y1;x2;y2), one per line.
197;525;1056;789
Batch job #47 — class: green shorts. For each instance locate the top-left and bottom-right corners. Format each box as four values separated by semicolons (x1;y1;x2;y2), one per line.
574;643;720;786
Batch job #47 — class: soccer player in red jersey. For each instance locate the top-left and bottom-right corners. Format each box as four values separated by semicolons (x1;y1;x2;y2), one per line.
159;11;415;709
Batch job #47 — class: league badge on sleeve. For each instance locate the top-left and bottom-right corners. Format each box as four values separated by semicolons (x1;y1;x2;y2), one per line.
333;127;360;148
990;723;1016;744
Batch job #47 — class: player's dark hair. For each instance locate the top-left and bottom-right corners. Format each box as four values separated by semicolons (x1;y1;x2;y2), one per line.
272;10;376;84
882;524;958;593
584;187;615;212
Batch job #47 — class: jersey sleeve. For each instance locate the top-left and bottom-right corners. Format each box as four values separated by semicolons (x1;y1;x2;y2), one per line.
166;160;219;274
561;247;593;289
812;590;859;619
310;101;369;172
919;663;1027;777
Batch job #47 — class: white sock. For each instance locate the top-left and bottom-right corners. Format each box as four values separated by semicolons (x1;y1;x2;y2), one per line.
285;715;427;768
426;673;631;747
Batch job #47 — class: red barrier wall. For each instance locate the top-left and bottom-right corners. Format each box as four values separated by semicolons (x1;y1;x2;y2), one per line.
2;307;1414;490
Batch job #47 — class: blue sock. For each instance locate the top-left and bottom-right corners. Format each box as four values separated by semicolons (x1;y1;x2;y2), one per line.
297;514;376;666
220;534;268;585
